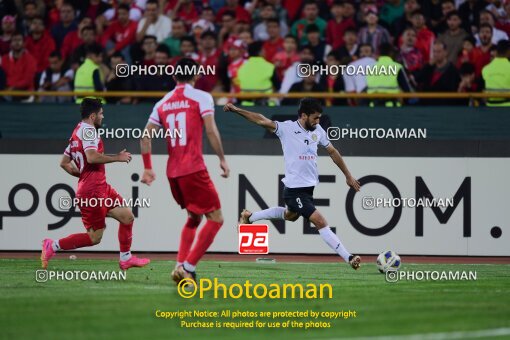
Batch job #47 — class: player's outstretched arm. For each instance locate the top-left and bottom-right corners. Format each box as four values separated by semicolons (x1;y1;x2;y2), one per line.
325;144;361;192
203;115;230;178
60;155;80;177
85;148;132;164
223;103;277;133
139;122;160;185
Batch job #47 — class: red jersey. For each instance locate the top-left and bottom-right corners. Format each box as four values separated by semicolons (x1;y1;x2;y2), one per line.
1;51;37;90
262;37;284;62
100;20;137;52
25;31;56;73
228;58;246;94
60;31;82;60
415;27;435;64
64;122;107;197
195;48;220;92
326;17;356;49
148;83;215;178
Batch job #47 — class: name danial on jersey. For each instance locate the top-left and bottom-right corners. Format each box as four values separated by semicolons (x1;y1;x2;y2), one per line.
162;100;190;111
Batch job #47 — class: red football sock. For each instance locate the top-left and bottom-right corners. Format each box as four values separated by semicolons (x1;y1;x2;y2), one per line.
186;220;223;266
58;233;93;250
177;217;201;263
118;222;133;252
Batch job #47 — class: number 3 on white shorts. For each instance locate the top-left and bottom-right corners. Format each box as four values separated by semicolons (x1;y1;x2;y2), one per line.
296;197;303;208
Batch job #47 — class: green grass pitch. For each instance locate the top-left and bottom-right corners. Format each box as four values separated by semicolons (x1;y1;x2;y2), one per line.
0;258;509;339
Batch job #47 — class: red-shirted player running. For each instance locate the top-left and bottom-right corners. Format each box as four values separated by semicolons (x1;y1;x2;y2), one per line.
140;58;229;285
40;98;150;270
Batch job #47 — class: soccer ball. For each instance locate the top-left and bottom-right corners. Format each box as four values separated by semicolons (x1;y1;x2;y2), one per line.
377;250;401;273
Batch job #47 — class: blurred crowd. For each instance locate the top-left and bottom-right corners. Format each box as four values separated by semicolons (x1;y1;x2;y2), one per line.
0;0;509;106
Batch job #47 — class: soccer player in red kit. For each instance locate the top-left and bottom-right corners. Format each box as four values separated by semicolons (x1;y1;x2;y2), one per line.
140;58;229;285
40;98;150;270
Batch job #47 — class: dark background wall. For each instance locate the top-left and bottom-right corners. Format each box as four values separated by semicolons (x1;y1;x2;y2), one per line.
1;104;509;156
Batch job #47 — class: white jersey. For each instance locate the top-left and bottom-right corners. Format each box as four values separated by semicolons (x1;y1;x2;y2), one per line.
274;120;331;188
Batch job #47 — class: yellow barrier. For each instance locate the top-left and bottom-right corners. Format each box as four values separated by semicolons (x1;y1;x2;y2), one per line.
0;91;509;99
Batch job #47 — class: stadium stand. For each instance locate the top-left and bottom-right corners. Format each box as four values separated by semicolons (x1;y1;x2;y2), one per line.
0;0;509;106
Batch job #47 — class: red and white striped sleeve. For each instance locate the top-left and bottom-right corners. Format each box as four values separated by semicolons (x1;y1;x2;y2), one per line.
148;103;162;126
198;92;215;118
64;144;71;157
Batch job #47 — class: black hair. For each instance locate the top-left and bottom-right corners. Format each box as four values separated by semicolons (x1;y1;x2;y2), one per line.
24;0;36;8
180;36;197;48
80;98;103;119
32;15;45;23
479;9;496;22
49;50;62;59
248;41;263;57
446;10;461;21
156;44;170;56
201;30;217;41
410;9;424;17
459;62;475;75
174;57;200;82
146;0;159;7
326;50;341;61
305;23;320;34
284;34;298;43
303;0;319;8
402;27;416;34
61;2;75;10
434;40;447;50
118;4;130;12
142;35;157;43
266;18;280;26
357;43;373;55
298;98;322;117
463;35;476;46
80;25;96;34
496;40;510;56
344;27;357;35
111;51;125;59
221;10;236;19
85;43;103;56
172;18;185;25
332;0;346;7
11;31;24;39
378;43;394;57
299;44;313;52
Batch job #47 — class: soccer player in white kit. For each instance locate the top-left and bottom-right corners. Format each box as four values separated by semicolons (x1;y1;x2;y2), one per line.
224;98;362;269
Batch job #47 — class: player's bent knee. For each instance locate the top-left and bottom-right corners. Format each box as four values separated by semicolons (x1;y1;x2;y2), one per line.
123;212;135;225
285;211;299;222
118;213;134;225
205;209;223;225
187;212;203;224
309;211;328;229
89;233;103;245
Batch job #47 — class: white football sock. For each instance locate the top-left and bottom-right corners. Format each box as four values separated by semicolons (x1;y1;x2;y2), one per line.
249;207;285;222
120;251;132;261
176;262;183;268
183;261;196;272
318;226;351;262
52;240;60;252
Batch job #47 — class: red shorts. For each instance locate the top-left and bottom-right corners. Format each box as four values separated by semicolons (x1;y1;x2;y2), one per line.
168;170;221;215
77;184;123;230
